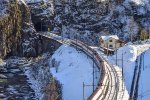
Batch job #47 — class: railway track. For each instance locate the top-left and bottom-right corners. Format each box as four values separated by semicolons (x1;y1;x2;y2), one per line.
37;32;120;100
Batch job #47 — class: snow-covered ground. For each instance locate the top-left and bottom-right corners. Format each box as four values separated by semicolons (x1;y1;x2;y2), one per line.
91;46;129;100
90;41;150;100
108;43;150;91
50;45;100;100
138;49;150;100
106;42;150;100
114;66;129;100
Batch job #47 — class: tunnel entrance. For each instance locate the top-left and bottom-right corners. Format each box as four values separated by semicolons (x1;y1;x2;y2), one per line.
34;22;49;32
30;11;53;32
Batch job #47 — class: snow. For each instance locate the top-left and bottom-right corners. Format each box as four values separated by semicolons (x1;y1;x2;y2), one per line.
50;45;100;100
26;0;41;3
108;43;150;90
114;66;129;100
24;67;44;100
106;42;150;100
111;43;150;65
26;0;49;3
18;0;27;6
138;49;150;100
100;35;119;40
90;41;150;100
90;46;130;100
125;0;149;5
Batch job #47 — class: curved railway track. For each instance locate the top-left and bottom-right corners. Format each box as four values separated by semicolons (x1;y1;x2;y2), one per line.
37;32;121;100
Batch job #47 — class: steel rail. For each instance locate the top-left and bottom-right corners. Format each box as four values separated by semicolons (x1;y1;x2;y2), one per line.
36;32;119;100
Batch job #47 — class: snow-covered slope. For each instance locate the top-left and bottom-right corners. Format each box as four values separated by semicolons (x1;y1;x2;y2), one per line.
108;42;150;100
138;49;150;100
50;45;100;100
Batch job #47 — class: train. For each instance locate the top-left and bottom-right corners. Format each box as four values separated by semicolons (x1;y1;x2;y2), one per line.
38;32;118;100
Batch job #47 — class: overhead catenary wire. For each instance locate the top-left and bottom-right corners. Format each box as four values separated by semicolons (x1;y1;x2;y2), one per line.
37;32;121;100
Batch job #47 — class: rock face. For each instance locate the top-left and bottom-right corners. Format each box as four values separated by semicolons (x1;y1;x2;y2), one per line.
25;0;150;45
2;0;150;58
52;0;150;44
0;0;60;59
0;58;35;99
0;53;62;99
23;53;61;100
0;1;62;99
1;0;150;99
28;1;54;32
0;0;22;58
0;0;34;58
26;0;150;44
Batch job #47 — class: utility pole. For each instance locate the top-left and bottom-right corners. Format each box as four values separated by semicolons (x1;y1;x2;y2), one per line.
41;19;42;31
129;52;139;100
133;54;143;100
149;27;150;39
116;85;118;100
122;50;124;91
107;43;109;56
76;35;77;44
130;34;133;42
116;49;118;65
95;64;98;79
76;34;77;49
62;32;63;42
143;53;145;71
83;82;85;100
83;83;97;100
93;55;95;92
115;42;118;65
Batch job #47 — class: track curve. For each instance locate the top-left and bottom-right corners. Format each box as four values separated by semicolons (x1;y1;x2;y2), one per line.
36;32;120;100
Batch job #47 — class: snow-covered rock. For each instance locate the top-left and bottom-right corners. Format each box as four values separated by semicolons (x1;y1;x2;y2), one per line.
24;0;150;44
53;0;150;44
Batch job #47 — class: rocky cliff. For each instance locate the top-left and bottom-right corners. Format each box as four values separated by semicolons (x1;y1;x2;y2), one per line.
25;0;150;45
0;0;150;99
52;0;150;44
0;0;34;58
2;0;148;54
0;1;61;99
0;0;59;59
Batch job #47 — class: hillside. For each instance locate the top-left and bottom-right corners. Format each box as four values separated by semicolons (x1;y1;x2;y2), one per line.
0;0;150;100
50;45;100;100
24;0;150;44
53;0;150;44
108;42;150;100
